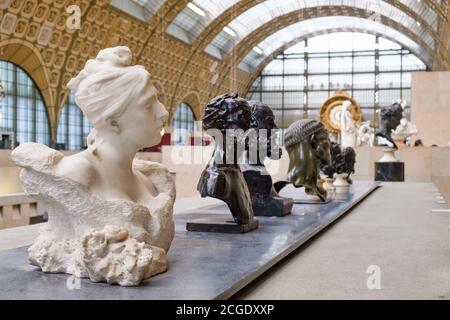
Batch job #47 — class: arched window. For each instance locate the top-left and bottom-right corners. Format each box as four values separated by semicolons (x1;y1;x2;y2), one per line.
171;102;197;145
246;32;427;128
56;93;92;151
0;60;50;148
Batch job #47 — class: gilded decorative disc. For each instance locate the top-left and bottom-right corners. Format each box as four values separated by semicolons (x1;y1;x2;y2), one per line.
319;91;362;132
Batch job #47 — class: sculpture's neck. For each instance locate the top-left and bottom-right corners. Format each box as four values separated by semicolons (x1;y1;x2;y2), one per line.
92;136;137;174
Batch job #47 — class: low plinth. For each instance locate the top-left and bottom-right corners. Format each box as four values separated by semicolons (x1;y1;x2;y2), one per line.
0;181;379;300
186;217;259;233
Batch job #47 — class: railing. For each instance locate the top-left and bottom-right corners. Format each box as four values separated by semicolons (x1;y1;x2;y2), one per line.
0;193;46;230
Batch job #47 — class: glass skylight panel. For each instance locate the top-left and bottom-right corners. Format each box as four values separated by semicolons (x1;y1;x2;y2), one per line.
207;0;436;58
111;0;164;21
166;1;239;44
239;16;431;73
397;0;439;30
132;0;165;16
166;6;209;43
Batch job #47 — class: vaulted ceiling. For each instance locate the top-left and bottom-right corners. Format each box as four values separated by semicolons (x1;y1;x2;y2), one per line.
1;0;448;140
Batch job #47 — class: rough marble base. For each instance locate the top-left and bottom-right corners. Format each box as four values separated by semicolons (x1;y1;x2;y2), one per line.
0;181;379;300
375;162;405;182
186;217;259;233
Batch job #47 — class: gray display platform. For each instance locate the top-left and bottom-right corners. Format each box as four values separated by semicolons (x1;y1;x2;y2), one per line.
0;181;379;300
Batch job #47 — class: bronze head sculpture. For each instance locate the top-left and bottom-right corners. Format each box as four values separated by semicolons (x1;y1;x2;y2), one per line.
197;93;257;225
320;141;356;183
284;119;331;201
241;101;293;216
376;102;403;149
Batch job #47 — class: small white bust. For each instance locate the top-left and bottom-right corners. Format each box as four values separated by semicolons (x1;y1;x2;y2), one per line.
11;46;176;286
357;121;375;147
340;100;357;148
392;117;418;143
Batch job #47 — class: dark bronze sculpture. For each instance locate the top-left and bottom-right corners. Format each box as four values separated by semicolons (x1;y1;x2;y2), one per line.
320;142;356;183
375;102;403;149
282;119;331;201
242;101;293;217
192;93;258;232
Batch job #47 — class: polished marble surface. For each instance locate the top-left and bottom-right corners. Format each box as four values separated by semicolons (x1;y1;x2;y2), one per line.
375;162;405;182
0;181;379;300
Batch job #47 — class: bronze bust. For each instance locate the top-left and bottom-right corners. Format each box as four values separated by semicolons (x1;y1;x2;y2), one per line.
283;119;331;201
376;102;403;149
320;141;356;183
197;93;257;226
242;101;293;216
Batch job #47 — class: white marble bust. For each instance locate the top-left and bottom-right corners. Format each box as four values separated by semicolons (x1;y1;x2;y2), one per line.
11;46;176;286
340;100;357;148
392;117;418;143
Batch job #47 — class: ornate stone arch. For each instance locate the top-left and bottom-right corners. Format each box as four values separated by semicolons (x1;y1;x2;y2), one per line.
0;39;55;139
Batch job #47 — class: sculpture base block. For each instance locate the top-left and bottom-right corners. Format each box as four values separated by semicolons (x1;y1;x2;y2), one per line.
293;199;331;204
375;162;405;182
186;217;259;233
253;196;293;217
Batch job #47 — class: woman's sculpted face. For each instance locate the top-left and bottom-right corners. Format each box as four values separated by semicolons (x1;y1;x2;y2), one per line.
67;46;168;151
117;82;168;149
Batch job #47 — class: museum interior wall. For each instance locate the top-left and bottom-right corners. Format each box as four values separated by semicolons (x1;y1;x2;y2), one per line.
411;71;450;147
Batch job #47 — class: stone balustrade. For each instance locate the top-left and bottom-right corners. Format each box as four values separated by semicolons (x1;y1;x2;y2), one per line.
0;193;45;230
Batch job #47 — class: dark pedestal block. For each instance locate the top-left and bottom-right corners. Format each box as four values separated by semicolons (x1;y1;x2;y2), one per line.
243;170;293;217
375;162;405;182
252;195;293;217
186;217;259;234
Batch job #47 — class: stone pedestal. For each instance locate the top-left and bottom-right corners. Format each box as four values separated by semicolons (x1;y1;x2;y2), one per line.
322;178;335;192
186;217;259;234
243;170;293;217
333;173;350;194
375;148;405;182
375;162;405;182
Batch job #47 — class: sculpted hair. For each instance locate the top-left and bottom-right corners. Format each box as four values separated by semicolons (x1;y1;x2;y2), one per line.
202;93;252;130
67;46;152;128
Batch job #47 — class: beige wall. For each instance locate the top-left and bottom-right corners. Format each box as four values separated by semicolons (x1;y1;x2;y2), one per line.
161;146;450;198
411;71;450;147
1;146;449;199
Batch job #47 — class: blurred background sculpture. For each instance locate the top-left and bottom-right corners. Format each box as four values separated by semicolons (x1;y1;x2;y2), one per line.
340;100;358;148
195;93;258;231
283;119;331;201
321;142;356;187
357;121;375;147
392;118;419;146
242;101;293;217
11;46;175;286
375;102;404;149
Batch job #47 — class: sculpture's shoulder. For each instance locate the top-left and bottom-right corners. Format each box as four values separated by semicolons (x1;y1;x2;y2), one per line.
54;153;94;187
11;142;64;174
133;159;175;195
12;143;94;187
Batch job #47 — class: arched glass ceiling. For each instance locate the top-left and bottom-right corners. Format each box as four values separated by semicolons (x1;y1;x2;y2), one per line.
238;16;431;73
166;1;439;45
205;0;436;59
166;0;239;43
111;0;165;21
